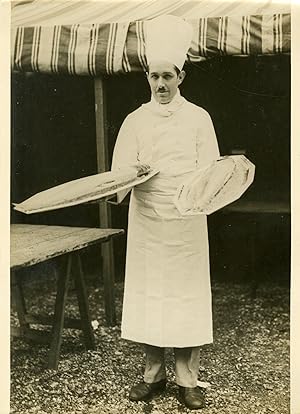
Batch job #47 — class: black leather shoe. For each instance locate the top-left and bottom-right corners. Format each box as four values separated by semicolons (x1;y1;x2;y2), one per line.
178;386;205;410
129;379;167;401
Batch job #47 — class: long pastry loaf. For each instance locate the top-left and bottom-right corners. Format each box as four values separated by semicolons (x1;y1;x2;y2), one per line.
174;155;255;215
13;166;159;214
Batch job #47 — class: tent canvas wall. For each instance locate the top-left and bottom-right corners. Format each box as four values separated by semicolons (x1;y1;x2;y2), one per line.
11;1;291;304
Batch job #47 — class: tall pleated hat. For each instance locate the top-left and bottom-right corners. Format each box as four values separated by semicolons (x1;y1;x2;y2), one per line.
145;14;193;71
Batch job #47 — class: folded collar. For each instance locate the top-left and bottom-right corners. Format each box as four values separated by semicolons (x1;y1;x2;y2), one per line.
143;89;185;117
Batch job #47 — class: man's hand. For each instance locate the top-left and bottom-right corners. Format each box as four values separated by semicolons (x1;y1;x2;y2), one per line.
136;164;151;177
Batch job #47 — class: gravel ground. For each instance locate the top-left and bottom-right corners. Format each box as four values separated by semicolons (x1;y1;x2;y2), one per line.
10;276;289;414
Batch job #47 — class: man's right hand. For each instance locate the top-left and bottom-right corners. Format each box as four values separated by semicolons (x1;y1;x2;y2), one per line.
136;164;151;177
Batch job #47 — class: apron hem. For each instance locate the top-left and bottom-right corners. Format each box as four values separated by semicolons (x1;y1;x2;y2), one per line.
121;333;213;348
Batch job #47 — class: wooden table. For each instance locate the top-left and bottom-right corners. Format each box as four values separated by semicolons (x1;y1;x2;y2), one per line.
220;199;290;296
222;200;290;215
11;224;124;369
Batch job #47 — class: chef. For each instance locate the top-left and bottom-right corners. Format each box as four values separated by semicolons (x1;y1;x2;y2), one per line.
111;15;220;410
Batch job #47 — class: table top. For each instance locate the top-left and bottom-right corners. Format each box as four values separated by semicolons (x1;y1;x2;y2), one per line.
11;224;124;270
221;199;290;215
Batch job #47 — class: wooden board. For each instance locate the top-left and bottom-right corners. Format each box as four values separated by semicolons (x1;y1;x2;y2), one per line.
11;224;124;270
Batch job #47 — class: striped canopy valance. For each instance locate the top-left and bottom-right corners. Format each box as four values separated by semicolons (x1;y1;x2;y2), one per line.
12;13;291;76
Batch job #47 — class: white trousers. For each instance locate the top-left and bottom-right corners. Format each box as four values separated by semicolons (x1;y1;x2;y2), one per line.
143;345;201;387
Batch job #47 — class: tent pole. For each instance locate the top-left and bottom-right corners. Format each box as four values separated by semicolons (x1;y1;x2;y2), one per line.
94;76;116;326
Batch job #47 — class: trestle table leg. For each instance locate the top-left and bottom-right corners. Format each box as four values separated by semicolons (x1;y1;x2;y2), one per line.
11;271;30;334
73;253;96;350
48;256;71;370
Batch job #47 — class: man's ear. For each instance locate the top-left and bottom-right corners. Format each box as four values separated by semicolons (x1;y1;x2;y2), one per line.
178;70;186;85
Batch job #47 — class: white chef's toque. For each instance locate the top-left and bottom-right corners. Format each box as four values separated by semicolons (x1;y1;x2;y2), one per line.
145;14;193;71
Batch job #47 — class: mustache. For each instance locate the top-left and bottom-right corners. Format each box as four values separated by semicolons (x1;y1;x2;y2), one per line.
156;88;168;92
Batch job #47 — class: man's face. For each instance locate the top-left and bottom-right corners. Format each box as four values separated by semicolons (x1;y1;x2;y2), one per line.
147;61;185;104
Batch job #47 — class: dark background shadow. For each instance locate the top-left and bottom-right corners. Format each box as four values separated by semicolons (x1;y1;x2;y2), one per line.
11;54;291;285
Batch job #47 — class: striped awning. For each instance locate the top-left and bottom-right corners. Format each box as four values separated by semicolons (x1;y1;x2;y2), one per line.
12;14;291;76
11;0;291;25
11;1;291;76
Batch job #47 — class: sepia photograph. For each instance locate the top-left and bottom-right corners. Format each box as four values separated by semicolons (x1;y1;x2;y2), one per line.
3;0;298;413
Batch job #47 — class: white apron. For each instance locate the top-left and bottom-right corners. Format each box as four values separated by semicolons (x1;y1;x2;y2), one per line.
112;92;220;347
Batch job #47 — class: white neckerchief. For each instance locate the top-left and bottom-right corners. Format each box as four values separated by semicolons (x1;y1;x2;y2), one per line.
143;89;185;117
